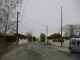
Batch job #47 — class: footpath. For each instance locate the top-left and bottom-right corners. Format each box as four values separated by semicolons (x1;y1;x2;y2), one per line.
0;43;29;60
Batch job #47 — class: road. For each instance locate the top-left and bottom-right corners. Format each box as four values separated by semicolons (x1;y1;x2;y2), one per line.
0;41;80;60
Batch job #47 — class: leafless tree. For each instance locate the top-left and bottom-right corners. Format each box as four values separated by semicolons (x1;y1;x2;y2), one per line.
0;0;22;35
62;24;80;37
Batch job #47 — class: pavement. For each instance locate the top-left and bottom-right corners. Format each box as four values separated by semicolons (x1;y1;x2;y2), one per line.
47;45;70;53
0;41;80;60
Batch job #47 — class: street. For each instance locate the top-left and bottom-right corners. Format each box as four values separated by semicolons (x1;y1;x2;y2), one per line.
0;41;80;60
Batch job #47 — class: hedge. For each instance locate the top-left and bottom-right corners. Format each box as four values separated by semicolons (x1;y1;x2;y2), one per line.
0;37;4;45
0;35;18;44
5;36;16;43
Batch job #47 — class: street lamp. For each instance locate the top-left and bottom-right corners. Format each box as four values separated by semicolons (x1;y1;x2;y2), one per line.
43;25;48;43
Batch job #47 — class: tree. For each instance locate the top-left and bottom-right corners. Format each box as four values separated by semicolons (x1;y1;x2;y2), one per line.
14;33;27;39
48;33;61;39
52;33;61;38
0;0;22;35
47;36;52;39
26;32;32;42
40;33;46;42
62;24;80;37
33;37;36;41
74;24;80;37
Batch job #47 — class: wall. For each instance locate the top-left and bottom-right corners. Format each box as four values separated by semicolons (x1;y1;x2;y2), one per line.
45;40;47;43
0;39;28;53
18;39;28;45
62;39;70;47
46;39;70;47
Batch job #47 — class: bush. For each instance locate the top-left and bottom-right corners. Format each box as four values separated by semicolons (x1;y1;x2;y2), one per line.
5;36;16;43
0;37;4;45
14;34;27;39
0;35;17;44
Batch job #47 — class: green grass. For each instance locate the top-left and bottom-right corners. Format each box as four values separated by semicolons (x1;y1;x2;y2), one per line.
0;37;5;45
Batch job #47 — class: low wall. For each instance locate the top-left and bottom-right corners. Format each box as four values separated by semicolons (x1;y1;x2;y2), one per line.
0;39;29;53
62;40;70;47
45;40;47;43
18;39;28;45
0;42;16;53
46;39;70;47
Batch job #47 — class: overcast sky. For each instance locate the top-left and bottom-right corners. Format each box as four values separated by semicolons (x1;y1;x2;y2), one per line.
18;0;80;37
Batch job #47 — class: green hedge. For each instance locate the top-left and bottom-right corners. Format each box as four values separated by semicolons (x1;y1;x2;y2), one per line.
14;34;27;39
0;37;4;45
0;35;17;44
5;36;16;43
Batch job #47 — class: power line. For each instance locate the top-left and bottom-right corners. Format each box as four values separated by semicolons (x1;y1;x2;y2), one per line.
19;22;29;31
26;8;60;13
63;7;80;13
20;14;44;26
20;8;60;26
20;14;31;30
19;17;30;32
26;17;44;26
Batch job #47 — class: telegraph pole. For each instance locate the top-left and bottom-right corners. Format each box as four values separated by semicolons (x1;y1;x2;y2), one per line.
16;12;19;46
31;29;33;41
61;7;63;47
46;25;48;43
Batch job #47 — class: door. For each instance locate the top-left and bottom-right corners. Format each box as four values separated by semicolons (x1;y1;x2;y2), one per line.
76;40;80;53
70;39;76;51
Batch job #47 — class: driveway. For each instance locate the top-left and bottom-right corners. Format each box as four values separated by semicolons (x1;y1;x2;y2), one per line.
0;41;80;60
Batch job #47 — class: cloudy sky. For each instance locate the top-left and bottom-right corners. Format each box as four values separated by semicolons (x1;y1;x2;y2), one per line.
18;0;80;37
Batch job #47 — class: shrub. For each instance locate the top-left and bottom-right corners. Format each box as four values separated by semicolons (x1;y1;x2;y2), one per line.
0;37;4;45
5;36;16;43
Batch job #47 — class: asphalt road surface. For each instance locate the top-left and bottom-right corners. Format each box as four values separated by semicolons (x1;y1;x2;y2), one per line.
0;41;80;60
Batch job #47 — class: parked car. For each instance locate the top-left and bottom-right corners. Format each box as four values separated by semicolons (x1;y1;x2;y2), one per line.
69;38;80;53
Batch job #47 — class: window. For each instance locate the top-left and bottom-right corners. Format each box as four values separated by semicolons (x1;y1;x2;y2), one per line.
70;40;76;44
58;39;64;42
53;39;57;42
77;40;80;45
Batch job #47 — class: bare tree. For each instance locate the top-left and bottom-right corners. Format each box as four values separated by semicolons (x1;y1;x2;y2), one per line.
62;24;80;37
0;0;22;35
74;24;80;37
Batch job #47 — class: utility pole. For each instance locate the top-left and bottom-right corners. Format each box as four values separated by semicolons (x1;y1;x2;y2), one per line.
16;12;19;46
61;7;63;47
43;25;48;43
46;25;48;43
31;29;33;41
28;31;29;42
